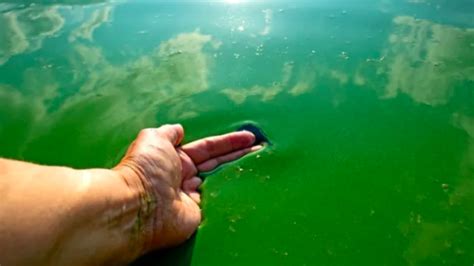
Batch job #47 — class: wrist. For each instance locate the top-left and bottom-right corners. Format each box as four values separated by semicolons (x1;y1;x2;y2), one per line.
111;163;164;251
67;167;160;264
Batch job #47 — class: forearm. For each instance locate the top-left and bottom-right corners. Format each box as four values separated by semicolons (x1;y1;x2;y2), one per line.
0;158;148;265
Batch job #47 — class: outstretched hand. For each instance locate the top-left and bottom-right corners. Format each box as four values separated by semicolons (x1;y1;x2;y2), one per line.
114;124;262;251
0;124;262;265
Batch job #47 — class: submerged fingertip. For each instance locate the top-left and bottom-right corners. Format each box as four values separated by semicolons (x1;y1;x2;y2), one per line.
237;123;271;146
238;129;256;141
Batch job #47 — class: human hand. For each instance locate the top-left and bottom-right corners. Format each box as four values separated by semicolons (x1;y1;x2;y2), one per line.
114;124;261;252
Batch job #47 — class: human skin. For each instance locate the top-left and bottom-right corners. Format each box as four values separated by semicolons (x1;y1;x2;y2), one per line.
0;124;261;265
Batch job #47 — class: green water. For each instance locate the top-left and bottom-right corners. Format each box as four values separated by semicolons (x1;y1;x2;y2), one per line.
1;0;473;265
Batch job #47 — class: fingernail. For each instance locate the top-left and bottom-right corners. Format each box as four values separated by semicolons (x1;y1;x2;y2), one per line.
237;123;270;146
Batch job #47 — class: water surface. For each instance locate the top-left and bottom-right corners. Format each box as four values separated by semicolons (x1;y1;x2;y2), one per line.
0;0;473;265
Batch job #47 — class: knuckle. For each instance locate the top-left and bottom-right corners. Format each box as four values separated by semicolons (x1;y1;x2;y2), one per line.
203;139;215;153
139;128;155;137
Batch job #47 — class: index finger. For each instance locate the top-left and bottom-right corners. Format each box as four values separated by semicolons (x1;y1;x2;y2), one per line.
181;131;256;165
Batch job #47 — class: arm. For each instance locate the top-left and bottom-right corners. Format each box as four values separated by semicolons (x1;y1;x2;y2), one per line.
0;124;261;265
0;159;148;265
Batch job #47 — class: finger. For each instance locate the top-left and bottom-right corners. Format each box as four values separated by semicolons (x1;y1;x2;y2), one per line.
197;145;262;172
182;176;202;191
187;191;201;204
178;149;198;179
181;131;256;165
155;124;184;146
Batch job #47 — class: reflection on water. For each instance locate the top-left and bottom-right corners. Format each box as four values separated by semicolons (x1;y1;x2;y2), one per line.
399;112;474;265
64;30;218;121
0;6;64;65
0;28;219;165
260;8;272;36
380;16;473;105
0;0;473;265
452;113;474;220
0;2;222;166
354;15;474;106
68;5;112;42
221;61;317;104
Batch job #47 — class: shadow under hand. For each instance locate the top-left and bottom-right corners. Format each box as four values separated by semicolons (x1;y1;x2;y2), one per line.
131;235;196;266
